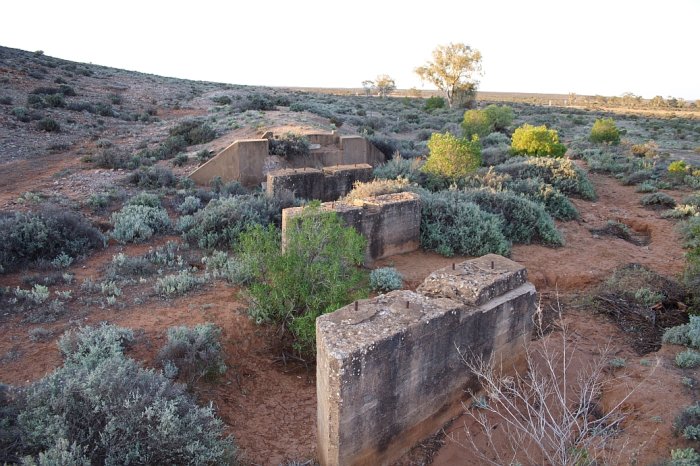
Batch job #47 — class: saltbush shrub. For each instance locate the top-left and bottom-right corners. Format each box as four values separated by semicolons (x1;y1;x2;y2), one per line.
505;178;579;221
87;147;133;169
177;195;202;215
492;157;596;200
154;270;206;297
373;155;424;184
416;189;510;257
481;132;511;147
126;192;161;208
674;404;700;441
128;166;179;188
511;124;566;158
422;132;481;182
15;351;234;464
676;349;700;368
0;209;104;273
640;192;676;208
369;267;403;292
239;206;368;356
460;189;563;245
36;118;60;132
58;323;135;369
590;118;621;144
182;194;289;250
110;205;171;243
424;96;445;112
344;178;410;202
158;323;226;385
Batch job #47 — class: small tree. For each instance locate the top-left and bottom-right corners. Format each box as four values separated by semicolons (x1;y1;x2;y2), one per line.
415;43;483;109
511;124;566;158
422;132;482;181
590;118;621;144
374;74;396;98
462;105;514;138
483;104;514;132
361;80;374;96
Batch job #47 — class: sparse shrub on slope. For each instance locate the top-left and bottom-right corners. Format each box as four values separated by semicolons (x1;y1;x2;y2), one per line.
239;205;368;356
415;189;510;257
492;157;596;200
128;166;179;189
0;209;104;273
169;119;216;146
590;118;621;144
511;124;566;158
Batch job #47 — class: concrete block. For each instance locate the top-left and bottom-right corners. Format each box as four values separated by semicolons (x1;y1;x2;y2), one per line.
267;168;324;201
189;139;268;188
316;255;536;465
341;136;368;165
321;164;372;200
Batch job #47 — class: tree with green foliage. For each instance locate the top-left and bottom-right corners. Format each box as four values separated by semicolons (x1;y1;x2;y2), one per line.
422;132;482;182
415;43;482;109
374;74;396;98
511;124;567;158
462;105;514;138
239;205;368;356
589;118;621;144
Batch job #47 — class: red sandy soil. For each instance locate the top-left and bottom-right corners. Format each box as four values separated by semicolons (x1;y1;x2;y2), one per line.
0;169;696;465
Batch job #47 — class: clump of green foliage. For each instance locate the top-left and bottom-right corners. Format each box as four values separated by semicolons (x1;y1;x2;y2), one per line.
422;132;481;183
640;192;676;208
461;105;514;138
424;96;445;112
416;189;510;257
238;205;368;356
589;118;621;144
369;267;403;292
674;404;700;441
0;208;104;273
158;323;227;386
344;178;410;202
1;323;235;465
169;119;216;146
268;133;310;159
511;124;566;158
154;269;206;297
373;155;424;184
505;178;578;221
491;157;596;200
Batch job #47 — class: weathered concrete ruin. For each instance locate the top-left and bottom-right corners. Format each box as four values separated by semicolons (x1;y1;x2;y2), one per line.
281;192;421;264
316;254;537;466
189;132;385;187
267;164;372;202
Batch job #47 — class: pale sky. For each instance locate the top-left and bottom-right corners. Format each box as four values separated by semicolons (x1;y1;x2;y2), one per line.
2;0;698;100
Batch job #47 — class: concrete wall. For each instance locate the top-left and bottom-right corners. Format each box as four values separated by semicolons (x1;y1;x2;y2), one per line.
316;254;537;466
281;192;420;263
267;164;372;202
189;139;268;187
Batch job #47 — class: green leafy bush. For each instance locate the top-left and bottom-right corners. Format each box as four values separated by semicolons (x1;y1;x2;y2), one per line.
424;96;445;112
483;105;514;132
158;323;226;385
674;404;700;441
663;315;700;349
416;189;510;257
110;205;171;243
0;209;105;273
511;124;566;158
589;118;621;144
422;132;481;182
268;133;310;159
669;448;700;465
239;205;368;356
461;109;492;138
369;267;403;292
182;194;289;250
169;119;216;146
